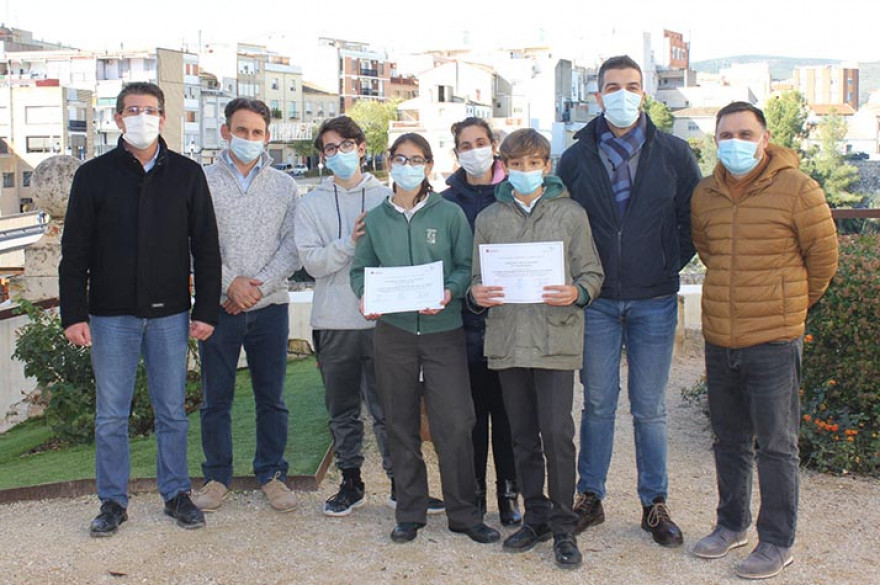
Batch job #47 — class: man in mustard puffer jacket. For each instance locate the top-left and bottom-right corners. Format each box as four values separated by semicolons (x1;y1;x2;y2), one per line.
690;101;838;580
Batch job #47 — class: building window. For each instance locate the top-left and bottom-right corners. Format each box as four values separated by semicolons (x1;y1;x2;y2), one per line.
329;102;336;116
185;111;197;123
305;101;312;115
22;171;32;187
3;172;14;188
272;78;279;90
27;136;57;153
290;82;296;92
288;102;297;119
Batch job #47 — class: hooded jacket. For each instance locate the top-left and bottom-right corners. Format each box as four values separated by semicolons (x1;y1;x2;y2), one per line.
557;115;700;300
441;162;504;363
472;175;605;370
691;143;839;348
350;191;473;335
294;173;392;330
59;136;221;328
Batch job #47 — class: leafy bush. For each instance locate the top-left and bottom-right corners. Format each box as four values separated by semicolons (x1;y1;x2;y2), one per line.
800;234;880;475
12;300;203;445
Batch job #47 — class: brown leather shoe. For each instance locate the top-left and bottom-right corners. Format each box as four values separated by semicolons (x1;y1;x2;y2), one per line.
641;497;683;547
574;491;605;535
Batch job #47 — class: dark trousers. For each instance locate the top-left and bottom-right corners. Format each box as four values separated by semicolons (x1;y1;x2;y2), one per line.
199;303;290;486
374;321;480;528
314;329;392;476
705;338;803;548
468;361;516;487
498;368;578;534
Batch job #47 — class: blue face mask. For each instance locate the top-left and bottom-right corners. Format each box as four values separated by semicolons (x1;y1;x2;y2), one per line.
717;138;761;176
229;135;264;164
508;169;544;195
602;88;642;129
325;149;360;180
391;164;426;191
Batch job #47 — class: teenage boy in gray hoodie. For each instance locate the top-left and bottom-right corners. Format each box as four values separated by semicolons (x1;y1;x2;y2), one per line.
294;117;444;517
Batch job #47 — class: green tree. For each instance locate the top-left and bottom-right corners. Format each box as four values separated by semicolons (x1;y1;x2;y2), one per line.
808;109;861;207
688;133;717;177
348;99;399;170
644;96;673;133
765;91;809;150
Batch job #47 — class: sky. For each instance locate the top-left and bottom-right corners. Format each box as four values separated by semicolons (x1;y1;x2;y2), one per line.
5;0;880;64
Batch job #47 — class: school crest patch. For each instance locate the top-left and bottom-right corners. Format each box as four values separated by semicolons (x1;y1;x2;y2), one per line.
425;228;438;245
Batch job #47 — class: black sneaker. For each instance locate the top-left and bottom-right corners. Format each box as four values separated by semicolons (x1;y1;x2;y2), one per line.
164;492;206;530
324;476;366;517
89;500;128;538
574;491;605;535
390;521;425;543
388;479;445;515
641;497;683;547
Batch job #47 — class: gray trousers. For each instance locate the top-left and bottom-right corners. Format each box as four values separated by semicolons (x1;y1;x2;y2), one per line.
498;368;578;535
314;329;392;476
705;338;803;548
374;321;480;528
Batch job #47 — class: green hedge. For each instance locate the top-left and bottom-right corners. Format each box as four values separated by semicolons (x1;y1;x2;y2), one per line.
800;234;880;475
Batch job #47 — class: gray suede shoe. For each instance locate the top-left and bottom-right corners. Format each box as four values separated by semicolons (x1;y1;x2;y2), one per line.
735;542;793;580
692;525;749;559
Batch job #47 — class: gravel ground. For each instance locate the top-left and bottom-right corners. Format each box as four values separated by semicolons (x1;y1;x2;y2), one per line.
0;344;877;585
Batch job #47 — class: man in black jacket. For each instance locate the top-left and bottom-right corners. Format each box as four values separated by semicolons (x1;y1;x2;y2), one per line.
59;82;221;537
558;55;700;548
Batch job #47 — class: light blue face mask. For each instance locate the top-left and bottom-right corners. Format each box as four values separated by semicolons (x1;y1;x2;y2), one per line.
508;169;544;195
229;135;264;164
717;138;761;175
602;88;642;129
325;149;360;180
391;164;426;191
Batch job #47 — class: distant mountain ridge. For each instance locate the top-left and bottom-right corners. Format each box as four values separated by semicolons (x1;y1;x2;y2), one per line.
691;55;880;106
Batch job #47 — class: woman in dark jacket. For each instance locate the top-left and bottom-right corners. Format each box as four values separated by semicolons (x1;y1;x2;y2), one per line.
441;118;521;526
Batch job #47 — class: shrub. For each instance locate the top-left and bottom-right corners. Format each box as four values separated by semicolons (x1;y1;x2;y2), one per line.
801;234;880;475
12;300;203;445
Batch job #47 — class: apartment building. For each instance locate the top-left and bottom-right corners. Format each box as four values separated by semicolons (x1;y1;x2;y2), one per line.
0;82;92;214
794;64;860;111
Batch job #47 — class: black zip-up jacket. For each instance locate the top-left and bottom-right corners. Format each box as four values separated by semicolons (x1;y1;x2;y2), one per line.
557;115;700;300
441;166;498;364
59;137;221;329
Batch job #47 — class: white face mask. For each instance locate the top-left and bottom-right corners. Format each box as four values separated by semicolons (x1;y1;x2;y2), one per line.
457;146;494;177
123;113;161;149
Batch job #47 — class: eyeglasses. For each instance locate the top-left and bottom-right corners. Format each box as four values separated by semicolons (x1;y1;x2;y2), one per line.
121;106;162;117
322;139;357;157
390;154;429;166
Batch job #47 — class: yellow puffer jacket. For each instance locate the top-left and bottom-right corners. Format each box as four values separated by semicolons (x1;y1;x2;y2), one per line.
691;144;838;348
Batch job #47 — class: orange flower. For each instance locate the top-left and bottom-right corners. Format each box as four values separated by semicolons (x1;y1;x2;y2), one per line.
805;334;814;343
803;414;812;422
830;424;839;432
828;379;837;386
847;436;855;442
833;435;840;441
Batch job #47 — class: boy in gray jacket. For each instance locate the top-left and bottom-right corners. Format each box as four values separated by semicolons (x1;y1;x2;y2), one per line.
294;117;444;516
471;129;603;569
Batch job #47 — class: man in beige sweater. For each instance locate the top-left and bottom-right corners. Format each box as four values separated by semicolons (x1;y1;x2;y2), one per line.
690;101;838;580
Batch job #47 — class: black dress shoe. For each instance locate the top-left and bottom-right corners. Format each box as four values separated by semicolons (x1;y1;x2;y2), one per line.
390;521;425;543
164;492;206;529
449;522;500;544
89;500;128;538
502;523;552;553
553;533;583;570
641;497;683;547
574;491;605;535
497;480;522;526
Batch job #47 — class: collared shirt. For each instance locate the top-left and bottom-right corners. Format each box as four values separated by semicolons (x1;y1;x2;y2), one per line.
514;193;543;215
221;150;264;193
142;143;161;173
388;195;428;221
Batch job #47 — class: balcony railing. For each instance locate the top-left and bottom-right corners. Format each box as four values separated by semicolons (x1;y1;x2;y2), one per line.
68;120;88;132
359;68;378;77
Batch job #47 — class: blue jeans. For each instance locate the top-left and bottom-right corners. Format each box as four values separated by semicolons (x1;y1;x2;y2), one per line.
705;338;802;548
91;312;191;507
577;294;677;506
199;303;290;486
